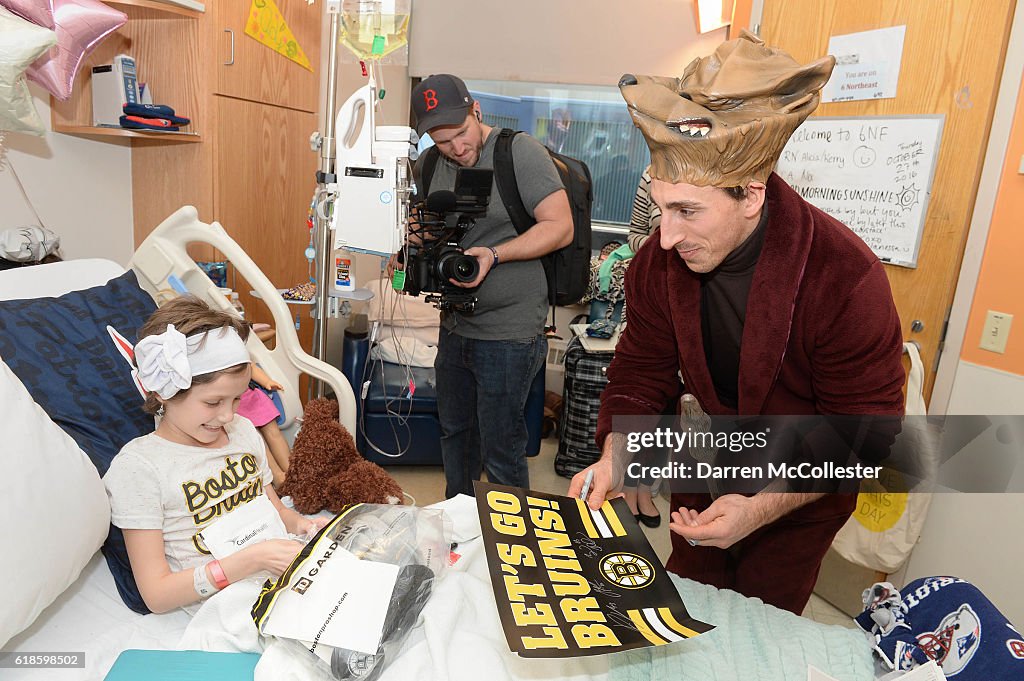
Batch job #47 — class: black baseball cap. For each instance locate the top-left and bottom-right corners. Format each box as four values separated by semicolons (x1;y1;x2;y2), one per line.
411;74;473;136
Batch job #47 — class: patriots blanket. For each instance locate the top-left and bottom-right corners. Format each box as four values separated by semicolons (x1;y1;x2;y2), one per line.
856;576;1024;678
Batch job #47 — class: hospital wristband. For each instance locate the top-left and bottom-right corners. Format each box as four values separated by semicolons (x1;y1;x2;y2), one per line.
193;562;219;598
208;559;231;590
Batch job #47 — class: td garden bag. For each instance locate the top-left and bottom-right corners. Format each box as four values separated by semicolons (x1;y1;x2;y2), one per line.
831;342;934;573
252;504;452;681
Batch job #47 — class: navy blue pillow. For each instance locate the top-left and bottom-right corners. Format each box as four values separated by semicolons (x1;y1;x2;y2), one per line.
0;269;157;614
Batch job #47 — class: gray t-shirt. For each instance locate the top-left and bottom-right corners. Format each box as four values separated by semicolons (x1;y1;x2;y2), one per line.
419;128;565;340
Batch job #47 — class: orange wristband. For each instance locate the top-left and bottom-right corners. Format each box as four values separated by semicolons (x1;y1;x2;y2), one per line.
208;559;230;590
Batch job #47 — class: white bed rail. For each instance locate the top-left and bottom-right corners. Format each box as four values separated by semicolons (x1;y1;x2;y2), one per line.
129;206;357;436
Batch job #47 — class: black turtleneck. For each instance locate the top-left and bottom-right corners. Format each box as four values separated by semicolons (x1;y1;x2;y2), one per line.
699;207;769;410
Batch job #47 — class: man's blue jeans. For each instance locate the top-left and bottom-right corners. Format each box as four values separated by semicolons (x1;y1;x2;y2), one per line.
434;327;546;498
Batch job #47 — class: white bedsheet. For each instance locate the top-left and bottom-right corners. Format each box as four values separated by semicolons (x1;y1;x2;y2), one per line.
3;553;190;681
7;497;608;681
178;495;610;681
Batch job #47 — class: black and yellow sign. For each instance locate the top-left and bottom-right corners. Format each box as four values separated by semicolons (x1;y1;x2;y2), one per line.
474;482;713;658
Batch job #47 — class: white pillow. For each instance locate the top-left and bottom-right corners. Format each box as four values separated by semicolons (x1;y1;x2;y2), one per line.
0;361;110;647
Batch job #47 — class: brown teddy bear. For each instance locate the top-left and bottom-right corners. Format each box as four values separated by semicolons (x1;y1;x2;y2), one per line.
278;398;403;514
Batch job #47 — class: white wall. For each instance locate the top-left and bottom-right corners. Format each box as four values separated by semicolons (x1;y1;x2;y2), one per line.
409;0;727;85
1;84;134;267
887;361;1024;624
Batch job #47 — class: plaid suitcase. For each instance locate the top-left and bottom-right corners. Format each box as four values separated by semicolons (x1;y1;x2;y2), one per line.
555;336;613;478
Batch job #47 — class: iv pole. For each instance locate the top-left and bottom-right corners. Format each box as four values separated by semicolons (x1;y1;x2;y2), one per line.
311;3;343;398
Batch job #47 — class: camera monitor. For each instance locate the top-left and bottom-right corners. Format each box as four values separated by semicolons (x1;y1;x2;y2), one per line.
454;167;493;211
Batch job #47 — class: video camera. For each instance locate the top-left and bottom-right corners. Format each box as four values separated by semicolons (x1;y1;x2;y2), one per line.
402;167;493;313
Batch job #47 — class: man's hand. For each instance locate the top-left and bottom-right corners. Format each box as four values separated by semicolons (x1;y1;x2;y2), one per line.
567;458;623;511
567;433;630;510
669;494;768;549
449;246;494;288
668;490;823;549
386;252;404;279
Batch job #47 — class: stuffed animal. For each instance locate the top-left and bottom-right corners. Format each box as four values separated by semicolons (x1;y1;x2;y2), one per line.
279;398;403;514
541;390;563;439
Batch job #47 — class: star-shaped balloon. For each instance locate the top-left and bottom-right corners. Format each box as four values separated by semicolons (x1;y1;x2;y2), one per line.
0;0;55;29
25;0;125;101
0;7;57;135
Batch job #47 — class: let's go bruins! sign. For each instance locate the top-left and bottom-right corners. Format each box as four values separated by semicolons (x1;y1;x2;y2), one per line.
475;482;713;657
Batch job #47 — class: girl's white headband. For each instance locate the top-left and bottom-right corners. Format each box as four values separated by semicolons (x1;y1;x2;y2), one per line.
133;324;249;399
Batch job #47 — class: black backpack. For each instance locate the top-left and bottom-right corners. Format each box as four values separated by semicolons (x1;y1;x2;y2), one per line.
419;128;593;308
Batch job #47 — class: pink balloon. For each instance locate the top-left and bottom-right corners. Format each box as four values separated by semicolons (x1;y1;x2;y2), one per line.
0;0;55;28
25;0;125;101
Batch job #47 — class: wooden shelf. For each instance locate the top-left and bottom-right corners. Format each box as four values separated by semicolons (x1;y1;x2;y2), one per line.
52;124;201;142
51;0;204;144
105;0;203;18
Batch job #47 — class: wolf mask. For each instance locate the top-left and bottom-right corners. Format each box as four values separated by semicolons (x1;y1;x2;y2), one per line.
620;31;834;187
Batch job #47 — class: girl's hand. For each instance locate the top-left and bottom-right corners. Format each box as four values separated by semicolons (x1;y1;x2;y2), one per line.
255;539;306;576
264;379;284;392
296;516;330;537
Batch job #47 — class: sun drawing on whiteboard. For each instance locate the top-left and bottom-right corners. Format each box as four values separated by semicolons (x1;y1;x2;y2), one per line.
896;185;920;213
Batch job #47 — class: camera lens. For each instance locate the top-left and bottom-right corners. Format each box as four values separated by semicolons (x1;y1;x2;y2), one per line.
454;259;476;280
438;252;480;284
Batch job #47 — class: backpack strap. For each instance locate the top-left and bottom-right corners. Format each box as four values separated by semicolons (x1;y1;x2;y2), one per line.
493;129;562;331
417;145;441;199
493;129;533;235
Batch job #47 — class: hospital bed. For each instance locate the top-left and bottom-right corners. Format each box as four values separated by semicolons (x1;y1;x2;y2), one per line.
0;207;879;681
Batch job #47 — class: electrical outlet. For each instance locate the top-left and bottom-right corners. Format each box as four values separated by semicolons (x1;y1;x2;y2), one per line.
979;310;1013;353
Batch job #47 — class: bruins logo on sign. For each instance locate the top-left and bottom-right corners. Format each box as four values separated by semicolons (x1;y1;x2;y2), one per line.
600;552;655;589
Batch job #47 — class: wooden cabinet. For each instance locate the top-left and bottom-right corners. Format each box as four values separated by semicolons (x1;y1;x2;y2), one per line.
214;96;319;352
53;0;323;354
215;0;320;112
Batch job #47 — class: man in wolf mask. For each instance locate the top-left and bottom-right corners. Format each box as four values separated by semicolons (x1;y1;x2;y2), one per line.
570;32;905;613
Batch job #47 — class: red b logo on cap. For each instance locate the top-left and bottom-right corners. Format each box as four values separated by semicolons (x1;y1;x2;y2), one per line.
422;89;439;111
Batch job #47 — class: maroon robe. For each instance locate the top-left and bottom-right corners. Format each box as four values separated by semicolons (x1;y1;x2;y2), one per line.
596;173;905;613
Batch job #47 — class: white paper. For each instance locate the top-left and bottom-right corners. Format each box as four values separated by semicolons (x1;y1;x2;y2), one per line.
812;660;946;681
198;494;288;559
262;547;399;655
822;26;906;103
899;661;946;680
807;665;840;681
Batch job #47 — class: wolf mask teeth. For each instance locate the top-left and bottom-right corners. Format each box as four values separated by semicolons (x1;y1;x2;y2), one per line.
620;31;835;187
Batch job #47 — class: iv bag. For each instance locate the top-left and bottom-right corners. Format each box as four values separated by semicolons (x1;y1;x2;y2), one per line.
339;0;411;65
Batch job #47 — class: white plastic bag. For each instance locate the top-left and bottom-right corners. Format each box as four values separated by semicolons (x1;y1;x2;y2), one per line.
252;503;452;681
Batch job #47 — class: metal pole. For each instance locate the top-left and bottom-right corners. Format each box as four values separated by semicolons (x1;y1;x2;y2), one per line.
313;8;342;397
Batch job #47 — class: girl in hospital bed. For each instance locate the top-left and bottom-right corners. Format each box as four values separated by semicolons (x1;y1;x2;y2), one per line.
103;297;328;613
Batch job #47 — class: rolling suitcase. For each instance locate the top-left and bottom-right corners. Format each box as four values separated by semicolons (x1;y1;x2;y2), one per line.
555;335;613;478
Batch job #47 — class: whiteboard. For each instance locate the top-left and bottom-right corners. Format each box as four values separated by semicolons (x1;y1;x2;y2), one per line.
774;115;945;268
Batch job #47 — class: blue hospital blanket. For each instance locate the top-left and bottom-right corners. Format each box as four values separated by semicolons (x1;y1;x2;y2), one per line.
611;576;874;681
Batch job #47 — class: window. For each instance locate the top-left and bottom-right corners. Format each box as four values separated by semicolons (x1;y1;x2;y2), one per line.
418;79;651;229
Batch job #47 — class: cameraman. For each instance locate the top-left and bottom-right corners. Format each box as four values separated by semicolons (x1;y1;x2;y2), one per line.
409;74;572;498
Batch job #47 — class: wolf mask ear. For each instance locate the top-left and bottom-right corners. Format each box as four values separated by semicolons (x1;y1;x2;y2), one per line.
771;56;836;112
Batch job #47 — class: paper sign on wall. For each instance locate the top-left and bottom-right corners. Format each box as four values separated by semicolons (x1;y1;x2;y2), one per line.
246;0;313;72
822;26;906;103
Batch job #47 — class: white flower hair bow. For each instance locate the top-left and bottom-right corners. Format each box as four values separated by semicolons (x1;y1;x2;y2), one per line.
133;324;192;399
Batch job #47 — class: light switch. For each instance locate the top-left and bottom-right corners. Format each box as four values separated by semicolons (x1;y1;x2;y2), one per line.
1019;155;1024;174
980;310;1013;353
